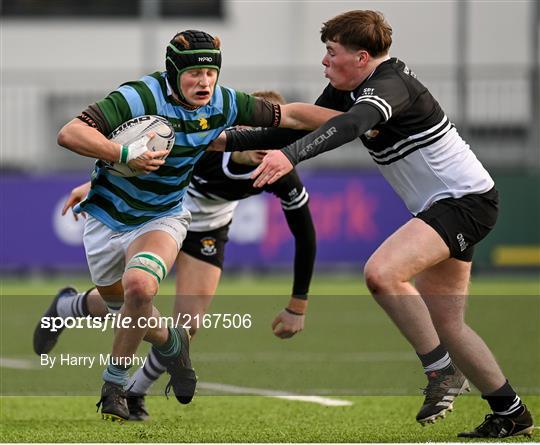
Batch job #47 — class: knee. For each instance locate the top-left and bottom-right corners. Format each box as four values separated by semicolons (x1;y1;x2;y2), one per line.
123;273;158;308
364;259;397;295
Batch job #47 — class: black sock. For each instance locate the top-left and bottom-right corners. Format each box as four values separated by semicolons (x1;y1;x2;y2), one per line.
417;344;452;374
482;380;524;416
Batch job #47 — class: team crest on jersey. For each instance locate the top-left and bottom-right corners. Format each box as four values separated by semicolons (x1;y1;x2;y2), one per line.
200;237;217;256
198;118;209;130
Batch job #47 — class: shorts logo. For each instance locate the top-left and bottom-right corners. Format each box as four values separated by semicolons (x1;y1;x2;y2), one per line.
456;233;468;252
200;237;217;256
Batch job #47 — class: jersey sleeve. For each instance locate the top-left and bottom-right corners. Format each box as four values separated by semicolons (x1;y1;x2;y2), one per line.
78;91;131;136
353;73;410;122
79;78;158;136
232;91;281;128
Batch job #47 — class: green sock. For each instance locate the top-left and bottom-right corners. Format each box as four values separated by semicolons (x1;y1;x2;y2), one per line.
155;327;181;358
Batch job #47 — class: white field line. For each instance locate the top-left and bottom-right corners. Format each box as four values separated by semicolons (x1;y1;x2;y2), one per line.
0;356;352;406
0;357;38;370
198;382;353;406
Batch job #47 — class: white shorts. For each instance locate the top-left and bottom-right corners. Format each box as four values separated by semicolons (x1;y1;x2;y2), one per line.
83;210;191;286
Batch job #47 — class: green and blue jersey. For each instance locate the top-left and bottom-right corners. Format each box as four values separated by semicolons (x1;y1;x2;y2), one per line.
77;71;259;231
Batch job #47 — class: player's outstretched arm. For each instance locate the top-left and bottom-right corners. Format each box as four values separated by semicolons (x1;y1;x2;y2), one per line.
252;104;382;187
279;103;341;130
207;127;310;153
61;181;91;221
270;175;315;339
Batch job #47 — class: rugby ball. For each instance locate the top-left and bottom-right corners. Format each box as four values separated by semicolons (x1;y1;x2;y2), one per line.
105;115;175;177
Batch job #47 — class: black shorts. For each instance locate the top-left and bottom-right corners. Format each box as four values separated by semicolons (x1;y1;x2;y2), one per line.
181;224;230;269
415;187;499;262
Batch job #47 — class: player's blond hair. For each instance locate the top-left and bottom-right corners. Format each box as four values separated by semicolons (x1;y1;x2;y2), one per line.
175;34;221;50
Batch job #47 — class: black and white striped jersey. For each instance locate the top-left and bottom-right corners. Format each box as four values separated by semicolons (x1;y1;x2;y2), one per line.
185;151;309;231
316;58;494;214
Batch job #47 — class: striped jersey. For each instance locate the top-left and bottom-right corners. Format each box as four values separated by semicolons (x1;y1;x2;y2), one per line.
76;71;262;231
186;151;309;231
316;58;494;215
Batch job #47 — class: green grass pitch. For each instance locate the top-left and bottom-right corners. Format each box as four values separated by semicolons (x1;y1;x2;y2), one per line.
1;273;539;442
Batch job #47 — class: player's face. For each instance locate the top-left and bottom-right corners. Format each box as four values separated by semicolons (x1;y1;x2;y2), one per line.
322;41;363;91
179;68;218;107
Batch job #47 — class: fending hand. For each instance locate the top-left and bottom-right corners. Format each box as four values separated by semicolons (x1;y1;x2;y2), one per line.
251;151;293;188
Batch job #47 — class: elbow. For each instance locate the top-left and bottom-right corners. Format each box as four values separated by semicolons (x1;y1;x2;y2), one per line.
57;120;81;149
57;125;71;148
334;114;364;140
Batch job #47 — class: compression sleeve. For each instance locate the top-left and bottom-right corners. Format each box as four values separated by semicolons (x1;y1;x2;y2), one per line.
225;127;310;151
281;104;382;165
284;204;316;298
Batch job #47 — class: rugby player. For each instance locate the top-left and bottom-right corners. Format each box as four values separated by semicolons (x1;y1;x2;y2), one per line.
214;11;535;439
36;90;317;420
53;29;339;422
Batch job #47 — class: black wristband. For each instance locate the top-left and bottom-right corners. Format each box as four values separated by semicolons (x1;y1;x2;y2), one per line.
285;307;304;316
272;103;281;127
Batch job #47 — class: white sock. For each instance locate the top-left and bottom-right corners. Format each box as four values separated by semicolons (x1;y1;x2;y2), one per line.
56;291;88;318
127;349;167;395
423;352;451;373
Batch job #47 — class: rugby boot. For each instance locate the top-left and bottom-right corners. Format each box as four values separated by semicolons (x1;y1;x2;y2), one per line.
158;327;197;404
33;286;78;355
127;393;150;421
458;405;534;438
416;364;470;425
96;382;129;422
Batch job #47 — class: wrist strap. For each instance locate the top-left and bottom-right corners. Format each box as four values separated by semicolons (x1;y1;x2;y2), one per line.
119;145;129;164
285;307;304;316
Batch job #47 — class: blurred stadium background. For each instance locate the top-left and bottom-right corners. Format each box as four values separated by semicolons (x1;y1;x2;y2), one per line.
1;0;539;275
